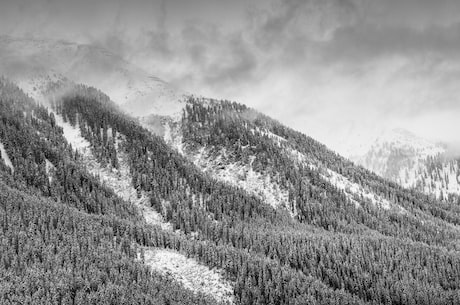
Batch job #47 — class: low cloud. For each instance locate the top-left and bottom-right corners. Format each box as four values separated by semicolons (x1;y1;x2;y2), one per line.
2;0;460;155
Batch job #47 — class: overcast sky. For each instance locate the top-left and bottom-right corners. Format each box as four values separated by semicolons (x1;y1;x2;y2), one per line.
2;0;460;155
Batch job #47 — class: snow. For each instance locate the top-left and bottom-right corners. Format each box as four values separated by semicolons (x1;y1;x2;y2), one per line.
54;114;90;151
192;148;290;211
53;112;233;299
15;71;67;104
251;127;287;147
2;36;185;120
375;128;445;157
52;111;170;229
288;148;401;211
352;128;445;178
324;168;391;210
0;141;14;173
45;158;55;183
141;248;234;304
407;160;460;200
162;120;185;155
160;122;292;213
352;128;460;200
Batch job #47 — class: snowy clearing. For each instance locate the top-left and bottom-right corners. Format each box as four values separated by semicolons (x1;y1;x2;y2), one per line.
192;148;290;211
141;248;234;304
0;141;14;173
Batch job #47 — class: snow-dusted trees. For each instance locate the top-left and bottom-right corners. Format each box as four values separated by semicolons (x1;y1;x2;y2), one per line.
3;79;460;304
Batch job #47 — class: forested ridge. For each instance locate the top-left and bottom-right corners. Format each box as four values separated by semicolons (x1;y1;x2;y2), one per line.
1;78;460;304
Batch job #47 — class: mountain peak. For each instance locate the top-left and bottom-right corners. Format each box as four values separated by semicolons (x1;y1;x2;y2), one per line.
373;128;445;158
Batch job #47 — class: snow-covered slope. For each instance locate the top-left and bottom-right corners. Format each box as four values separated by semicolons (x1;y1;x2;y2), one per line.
52;110;233;302
147;109;401;217
141;248;234;304
0;35;185;118
0;141;14;173
352;128;460;200
150;118;294;215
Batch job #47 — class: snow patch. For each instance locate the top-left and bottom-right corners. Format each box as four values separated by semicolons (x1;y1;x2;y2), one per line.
288;148;400;211
54;114;90;152
251;127;286;147
163;121;185;155
191;148;290;212
0;141;14;173
53;112;170;230
45;158;55;183
324;168;391;210
141;248;234;304
161;122;291;214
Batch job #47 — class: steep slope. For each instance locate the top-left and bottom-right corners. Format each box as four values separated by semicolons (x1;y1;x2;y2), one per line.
0;35;185;117
0;79;226;304
352;128;460;201
146;99;424;217
3;78;460;304
49;100;233;303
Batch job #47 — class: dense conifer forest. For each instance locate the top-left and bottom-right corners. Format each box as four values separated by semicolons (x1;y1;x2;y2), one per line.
1;78;460;304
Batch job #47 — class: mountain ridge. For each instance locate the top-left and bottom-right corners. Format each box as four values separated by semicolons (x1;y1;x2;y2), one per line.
352;128;460;202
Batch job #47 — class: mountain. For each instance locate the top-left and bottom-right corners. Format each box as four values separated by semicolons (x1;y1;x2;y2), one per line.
0;35;184;117
2;40;460;304
352;128;460;202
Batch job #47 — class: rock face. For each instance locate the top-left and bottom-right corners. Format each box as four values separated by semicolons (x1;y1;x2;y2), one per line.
352;128;460;201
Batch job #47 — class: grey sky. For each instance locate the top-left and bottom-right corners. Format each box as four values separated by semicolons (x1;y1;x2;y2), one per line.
1;0;460;155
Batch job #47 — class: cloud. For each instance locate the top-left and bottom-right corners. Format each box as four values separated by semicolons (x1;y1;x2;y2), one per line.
319;22;460;65
2;0;460;155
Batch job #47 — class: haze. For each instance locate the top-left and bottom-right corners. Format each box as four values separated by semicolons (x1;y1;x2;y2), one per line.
1;0;460;155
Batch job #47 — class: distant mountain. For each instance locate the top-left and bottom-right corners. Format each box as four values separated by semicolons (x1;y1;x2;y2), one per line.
0;35;184;117
352;128;460;201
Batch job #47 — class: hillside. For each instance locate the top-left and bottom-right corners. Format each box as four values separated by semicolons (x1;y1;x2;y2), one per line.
352;128;460;202
2;73;460;304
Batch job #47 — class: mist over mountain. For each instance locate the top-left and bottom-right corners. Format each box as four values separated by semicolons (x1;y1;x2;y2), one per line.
2;1;460;305
3;0;460;155
352;128;460;202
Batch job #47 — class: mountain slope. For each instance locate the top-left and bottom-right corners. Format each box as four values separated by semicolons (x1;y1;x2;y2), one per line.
57;84;460;304
0;35;185;118
0;79;221;305
352;128;460;201
3;75;460;304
